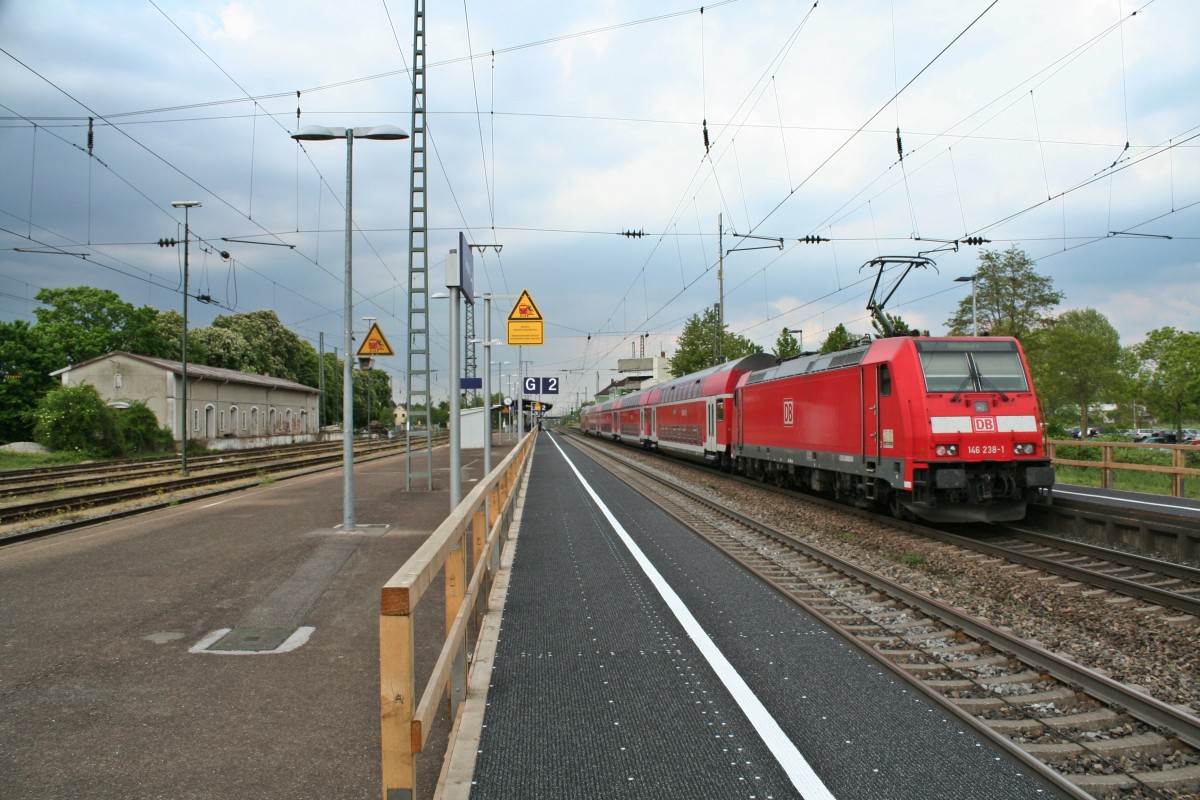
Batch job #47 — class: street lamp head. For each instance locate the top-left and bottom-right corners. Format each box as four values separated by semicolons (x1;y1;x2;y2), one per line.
291;124;410;142
291;125;340;141
171;200;201;208
358;125;409;141
954;275;974;283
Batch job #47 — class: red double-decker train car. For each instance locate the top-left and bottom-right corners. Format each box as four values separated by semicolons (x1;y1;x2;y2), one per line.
581;337;1053;523
583;354;776;462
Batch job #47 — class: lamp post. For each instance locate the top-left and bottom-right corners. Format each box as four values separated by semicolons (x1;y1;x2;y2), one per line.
291;124;408;532
469;337;503;473
170;200;200;475
496;360;512;437
361;316;376;437
432;288;463;508
955;275;978;336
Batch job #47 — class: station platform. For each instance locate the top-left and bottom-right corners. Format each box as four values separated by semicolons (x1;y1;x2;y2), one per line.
446;431;1070;799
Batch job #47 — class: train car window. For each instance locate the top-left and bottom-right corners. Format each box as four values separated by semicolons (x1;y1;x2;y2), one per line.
917;341;1029;393
972;350;1029;392
716;398;725;421
920;351;972;392
879;364;892;396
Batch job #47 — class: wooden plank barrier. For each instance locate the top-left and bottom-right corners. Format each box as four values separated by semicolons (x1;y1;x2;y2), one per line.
379;431;536;800
1048;439;1200;497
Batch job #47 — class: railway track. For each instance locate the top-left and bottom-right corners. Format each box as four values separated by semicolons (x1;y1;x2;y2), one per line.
0;435;446;544
0;441;348;496
562;430;1200;619
567;433;1200;799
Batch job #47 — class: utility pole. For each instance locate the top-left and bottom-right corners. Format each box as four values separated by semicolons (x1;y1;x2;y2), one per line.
717;212;723;363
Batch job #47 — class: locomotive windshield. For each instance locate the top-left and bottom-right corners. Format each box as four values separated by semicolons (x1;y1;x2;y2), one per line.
916;340;1029;394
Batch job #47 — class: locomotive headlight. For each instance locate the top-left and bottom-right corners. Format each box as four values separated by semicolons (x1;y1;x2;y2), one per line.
1017;443;1036;455
935;444;959;457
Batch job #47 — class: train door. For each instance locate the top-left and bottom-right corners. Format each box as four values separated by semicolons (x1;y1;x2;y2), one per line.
862;367;880;462
706;399;716;453
734;389;745;450
875;363;899;459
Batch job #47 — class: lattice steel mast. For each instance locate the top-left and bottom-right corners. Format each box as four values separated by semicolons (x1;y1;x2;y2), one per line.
405;0;433;489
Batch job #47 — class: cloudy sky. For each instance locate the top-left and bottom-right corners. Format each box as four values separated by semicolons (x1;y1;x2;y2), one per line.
2;0;1197;408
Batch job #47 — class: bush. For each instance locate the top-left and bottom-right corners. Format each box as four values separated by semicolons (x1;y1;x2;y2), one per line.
116;402;174;455
33;385;174;458
33;384;119;456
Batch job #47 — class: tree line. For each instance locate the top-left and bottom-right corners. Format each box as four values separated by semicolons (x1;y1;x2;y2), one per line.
0;287;394;444
666;246;1200;439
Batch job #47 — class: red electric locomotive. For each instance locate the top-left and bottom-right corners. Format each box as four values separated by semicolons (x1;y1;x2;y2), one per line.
581;336;1053;523
734;336;1054;522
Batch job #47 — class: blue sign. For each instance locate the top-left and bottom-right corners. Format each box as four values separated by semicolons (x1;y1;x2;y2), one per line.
460;377;483;390
522;376;559;394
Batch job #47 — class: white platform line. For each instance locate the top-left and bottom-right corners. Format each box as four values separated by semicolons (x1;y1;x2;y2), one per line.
549;435;837;800
189;626;315;655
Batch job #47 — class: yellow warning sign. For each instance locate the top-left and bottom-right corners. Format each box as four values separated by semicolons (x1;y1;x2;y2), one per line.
507;290;543;321
357;322;395;357
507;289;544;346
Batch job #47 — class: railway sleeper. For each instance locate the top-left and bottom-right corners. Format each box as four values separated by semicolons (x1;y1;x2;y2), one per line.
953;686;1079;712
1069;763;1200;794
1024;730;1176;759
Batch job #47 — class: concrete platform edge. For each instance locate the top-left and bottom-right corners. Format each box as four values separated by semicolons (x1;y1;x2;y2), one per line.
434;458;533;800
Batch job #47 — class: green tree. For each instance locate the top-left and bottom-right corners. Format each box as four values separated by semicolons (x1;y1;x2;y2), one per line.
944;246;1063;339
192;310;318;385
1027;308;1125;436
773;327;801;359
0;320;60;443
1135;327;1200;439
33;383;119;456
819;323;859;353
669;306;762;377
33;286;170;364
354;367;392;429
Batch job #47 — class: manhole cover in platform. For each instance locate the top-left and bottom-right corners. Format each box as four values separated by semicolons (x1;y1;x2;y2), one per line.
206;627;294;652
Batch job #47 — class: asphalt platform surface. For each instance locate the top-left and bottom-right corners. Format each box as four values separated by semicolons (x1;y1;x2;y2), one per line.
0;438;515;800
463;431;1068;799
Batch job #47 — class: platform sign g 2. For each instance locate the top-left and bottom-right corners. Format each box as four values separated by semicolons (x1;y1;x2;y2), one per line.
523;376;558;394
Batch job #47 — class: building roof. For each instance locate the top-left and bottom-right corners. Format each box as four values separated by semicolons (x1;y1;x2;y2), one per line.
52;351;321;395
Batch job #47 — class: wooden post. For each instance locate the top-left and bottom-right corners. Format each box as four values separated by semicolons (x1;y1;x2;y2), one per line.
445;536;467;716
380;614;416;800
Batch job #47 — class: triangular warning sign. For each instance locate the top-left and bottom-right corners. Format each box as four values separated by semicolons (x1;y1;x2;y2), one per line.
357;322;395;356
507;289;543;321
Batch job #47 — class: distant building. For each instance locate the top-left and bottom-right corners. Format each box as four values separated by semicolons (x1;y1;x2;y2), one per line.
595;353;672;402
52;351;321;445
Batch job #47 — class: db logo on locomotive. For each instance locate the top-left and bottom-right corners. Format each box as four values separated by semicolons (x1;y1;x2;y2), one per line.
973;417;997;432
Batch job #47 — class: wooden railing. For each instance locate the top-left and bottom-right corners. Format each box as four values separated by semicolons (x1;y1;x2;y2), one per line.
379;431;536;799
1047;439;1200;497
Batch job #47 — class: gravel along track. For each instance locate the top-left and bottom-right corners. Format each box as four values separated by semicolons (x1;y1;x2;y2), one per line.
565;432;1200;799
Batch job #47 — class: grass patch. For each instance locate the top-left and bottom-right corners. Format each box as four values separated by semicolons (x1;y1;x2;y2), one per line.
0;450;94;471
898;551;926;568
1053;465;1200;499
